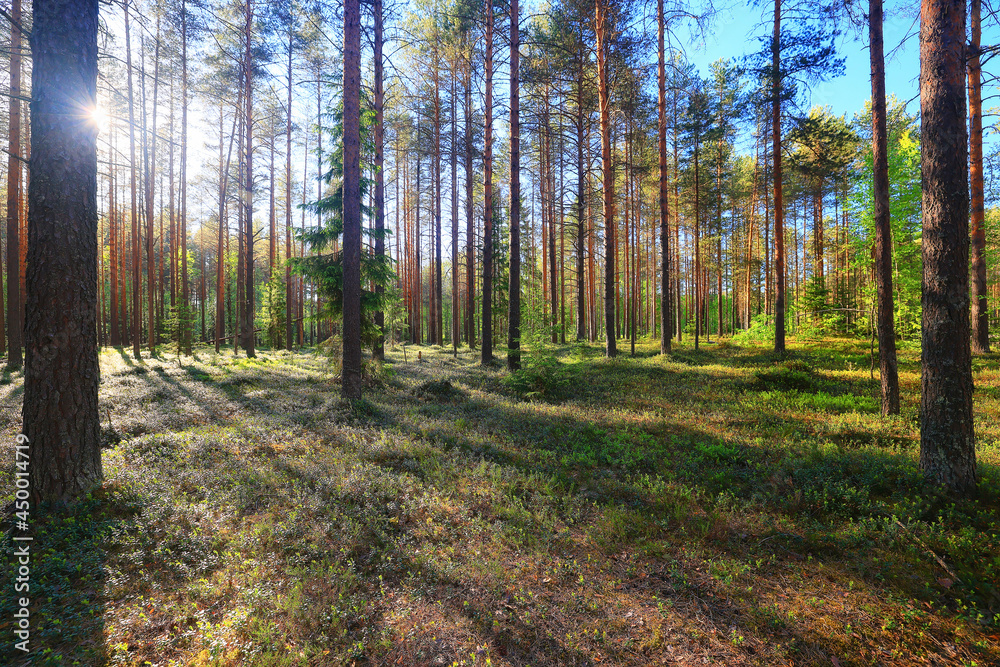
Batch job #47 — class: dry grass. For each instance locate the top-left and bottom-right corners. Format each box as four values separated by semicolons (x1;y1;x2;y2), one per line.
1;337;998;666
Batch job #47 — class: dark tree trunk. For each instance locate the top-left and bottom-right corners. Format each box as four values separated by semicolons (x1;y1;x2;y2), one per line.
482;0;494;364
374;0;385;360
657;0;670;354
342;0;363;397
125;1;141;359
5;0;23;367
596;0;615;357
464;46;475;349
968;0;989;353
25;0;102;504
919;0;975;495
286;23;294;351
870;0;900;415
508;0;521;370
772;0;785;354
241;1;255;358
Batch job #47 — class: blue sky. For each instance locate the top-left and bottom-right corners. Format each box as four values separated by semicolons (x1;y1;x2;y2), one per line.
681;4;949;123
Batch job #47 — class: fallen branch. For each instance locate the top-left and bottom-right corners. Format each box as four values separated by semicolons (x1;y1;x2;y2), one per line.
894;519;962;585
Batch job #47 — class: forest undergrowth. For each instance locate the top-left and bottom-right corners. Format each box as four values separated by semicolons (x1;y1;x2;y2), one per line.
1;337;999;666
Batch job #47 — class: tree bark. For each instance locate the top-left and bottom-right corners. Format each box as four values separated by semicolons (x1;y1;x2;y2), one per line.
241;0;255;357
657;0;670;354
870;0;900;415
507;0;521;370
968;0;989;353
5;0;23;366
341;0;363;397
25;0;102;504
482;0;494;364
596;0;615;357
919;0;975;495
772;0;785;354
125;1;141;359
374;0;386;360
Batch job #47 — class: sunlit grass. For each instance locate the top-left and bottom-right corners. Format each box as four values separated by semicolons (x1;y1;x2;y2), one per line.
0;336;997;665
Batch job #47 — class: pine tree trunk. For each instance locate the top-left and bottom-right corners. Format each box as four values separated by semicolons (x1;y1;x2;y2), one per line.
286;23;294;351
241;1;255;357
968;0;989;353
374;0;386;359
25;0;102;504
919;0;976;495
342;0;363;396
481;0;494;363
125;2;141;359
181;0;191;354
507;0;521;370
772;0;785;354
596;0;615;357
5;0;22;366
657;0;670;354
870;0;900;415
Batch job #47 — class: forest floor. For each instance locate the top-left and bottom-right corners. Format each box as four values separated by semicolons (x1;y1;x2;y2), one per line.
1;336;999;666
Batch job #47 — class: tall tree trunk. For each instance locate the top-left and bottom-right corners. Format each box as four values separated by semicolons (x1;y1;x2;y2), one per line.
125;1;141;359
286;21;295;351
596;0;615;357
919;0;975;495
5;0;23;367
465;43;475;349
576;61;587;342
241;1;256;357
342;0;363;396
482;0;494;364
968;0;989;353
434;42;443;347
110;137;120;346
146;19;160;351
772;0;785;354
870;0;900;414
657;0;670;354
508;0;521;370
451;52;459;354
374;0;386;359
25;0;102;503
181;0;190;354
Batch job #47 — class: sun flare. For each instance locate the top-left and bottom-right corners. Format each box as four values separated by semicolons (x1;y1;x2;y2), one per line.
89;104;109;133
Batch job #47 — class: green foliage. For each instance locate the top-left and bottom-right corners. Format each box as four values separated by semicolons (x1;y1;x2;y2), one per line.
732;313;774;345
292;96;395;349
503;352;577;400
849;98;922;339
258;272;287;349
164;303;196;356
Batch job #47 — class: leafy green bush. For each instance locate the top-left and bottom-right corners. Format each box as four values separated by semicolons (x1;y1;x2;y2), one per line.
503;353;576;400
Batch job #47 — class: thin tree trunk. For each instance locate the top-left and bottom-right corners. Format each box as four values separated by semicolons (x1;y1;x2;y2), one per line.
596;0;615;357
286;22;295;350
241;1;255;357
482;0;494;363
4;0;22;366
374;0;386;359
870;0;900;414
125;1;141;359
657;0;671;353
772;0;785;353
969;0;990;353
508;0;521;370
